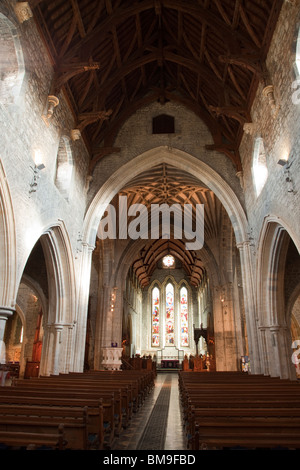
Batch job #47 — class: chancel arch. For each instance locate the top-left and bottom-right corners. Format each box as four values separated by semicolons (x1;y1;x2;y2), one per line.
84;148;253;373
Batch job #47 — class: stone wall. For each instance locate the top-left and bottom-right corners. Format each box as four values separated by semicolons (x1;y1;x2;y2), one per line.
239;1;300;251
0;2;90;287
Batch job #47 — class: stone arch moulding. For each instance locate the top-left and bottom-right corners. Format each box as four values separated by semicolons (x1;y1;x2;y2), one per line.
256;215;300;379
16;220;77;375
77;146;261;373
0;158;17;309
83;146;249;246
39;222;77;326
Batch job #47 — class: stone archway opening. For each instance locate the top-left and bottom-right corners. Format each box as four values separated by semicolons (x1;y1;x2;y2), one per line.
257;219;300;379
85;152;250;373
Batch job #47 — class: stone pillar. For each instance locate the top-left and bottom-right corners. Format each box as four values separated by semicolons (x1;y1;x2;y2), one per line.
52;325;63;376
64;324;75;374
237;241;262;374
260;325;297;380
39;323;63;376
0;307;14;363
73;242;95;372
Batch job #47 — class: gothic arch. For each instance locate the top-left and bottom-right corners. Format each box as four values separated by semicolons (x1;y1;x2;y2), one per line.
256;216;300;379
15;221;77;375
83;146;248;246
79;146;252;373
39;223;76;326
0;159;17;308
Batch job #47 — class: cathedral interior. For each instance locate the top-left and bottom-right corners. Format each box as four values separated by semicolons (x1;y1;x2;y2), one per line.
1;0;300;452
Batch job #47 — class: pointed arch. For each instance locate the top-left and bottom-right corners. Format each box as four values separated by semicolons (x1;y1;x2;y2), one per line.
0;159;17;308
256;215;300;379
83;146;248;247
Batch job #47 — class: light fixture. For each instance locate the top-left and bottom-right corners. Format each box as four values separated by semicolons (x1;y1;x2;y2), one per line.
277;159;289;167
277;157;295;193
29;162;45;194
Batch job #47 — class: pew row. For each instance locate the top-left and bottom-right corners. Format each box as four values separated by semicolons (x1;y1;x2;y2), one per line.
0;369;154;450
0;424;66;450
179;371;300;450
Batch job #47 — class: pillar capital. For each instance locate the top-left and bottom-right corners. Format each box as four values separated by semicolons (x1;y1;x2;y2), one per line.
0;307;14;321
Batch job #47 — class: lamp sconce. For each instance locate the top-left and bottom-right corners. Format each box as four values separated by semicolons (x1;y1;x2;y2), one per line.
29;163;45;194
42;95;59;126
277;158;295;193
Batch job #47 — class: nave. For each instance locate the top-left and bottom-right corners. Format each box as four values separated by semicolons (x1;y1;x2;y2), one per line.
2;367;300;452
112;372;185;451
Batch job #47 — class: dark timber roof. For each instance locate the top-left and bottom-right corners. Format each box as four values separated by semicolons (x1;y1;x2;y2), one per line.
29;0;283;173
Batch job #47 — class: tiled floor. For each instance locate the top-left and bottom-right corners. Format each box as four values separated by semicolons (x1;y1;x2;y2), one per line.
111;372;186;451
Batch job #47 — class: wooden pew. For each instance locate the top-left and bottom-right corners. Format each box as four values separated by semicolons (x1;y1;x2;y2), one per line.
194;424;300;450
18;376;132;428
11;382;122;439
0;392;106;449
1;369;155;450
179;371;300;450
0;404;88;450
0;424;65;450
187;407;300;449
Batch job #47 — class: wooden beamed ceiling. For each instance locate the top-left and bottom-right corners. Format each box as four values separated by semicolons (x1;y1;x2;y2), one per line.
29;0;283;172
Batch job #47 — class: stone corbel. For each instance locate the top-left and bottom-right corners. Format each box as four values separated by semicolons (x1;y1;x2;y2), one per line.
243;122;258;136
70;129;81;141
262;85;276;108
42;95;59;126
14;2;33;23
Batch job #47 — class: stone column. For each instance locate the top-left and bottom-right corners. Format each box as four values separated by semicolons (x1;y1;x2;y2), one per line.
0;307;14;363
73;242;95;372
64;324;75;374
237;241;262;374
262;325;297;380
52;325;64;375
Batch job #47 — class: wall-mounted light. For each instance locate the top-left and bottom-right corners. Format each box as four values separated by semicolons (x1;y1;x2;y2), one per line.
277;158;290;168
29;159;45;194
277;157;295;193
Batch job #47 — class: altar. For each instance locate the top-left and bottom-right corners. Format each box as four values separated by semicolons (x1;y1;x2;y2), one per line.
157;345;184;369
161;359;179;369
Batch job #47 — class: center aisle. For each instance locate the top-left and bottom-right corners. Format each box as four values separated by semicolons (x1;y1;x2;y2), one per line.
111;372;186;451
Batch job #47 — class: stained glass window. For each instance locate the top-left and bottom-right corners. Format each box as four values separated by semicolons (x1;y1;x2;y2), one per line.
180;286;189;347
152;287;160;347
165;283;174;345
162;255;175;268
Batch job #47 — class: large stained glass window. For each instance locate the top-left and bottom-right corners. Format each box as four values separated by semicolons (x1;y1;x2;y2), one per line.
180;286;189;347
165;283;174;345
152;287;160;347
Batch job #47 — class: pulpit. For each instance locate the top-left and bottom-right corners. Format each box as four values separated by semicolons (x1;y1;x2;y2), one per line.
101;347;123;370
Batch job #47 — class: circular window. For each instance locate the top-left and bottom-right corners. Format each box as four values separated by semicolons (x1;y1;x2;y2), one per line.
162;255;175;268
